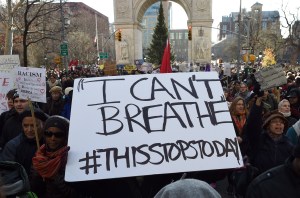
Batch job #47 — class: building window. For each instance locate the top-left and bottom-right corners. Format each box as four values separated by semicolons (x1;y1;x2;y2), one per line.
170;32;174;39
178;32;183;39
222;25;227;34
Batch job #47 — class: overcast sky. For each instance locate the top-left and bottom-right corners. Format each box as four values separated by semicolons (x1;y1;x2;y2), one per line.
1;0;298;42
70;0;298;42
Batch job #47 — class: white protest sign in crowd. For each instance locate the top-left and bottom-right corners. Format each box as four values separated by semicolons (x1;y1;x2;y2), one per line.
254;64;287;90
65;72;243;182
14;66;46;103
0;55;20;114
223;63;231;77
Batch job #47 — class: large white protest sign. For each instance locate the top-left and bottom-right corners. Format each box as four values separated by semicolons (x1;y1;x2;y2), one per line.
65;72;243;182
14;67;46;103
0;55;20;114
254;64;287;90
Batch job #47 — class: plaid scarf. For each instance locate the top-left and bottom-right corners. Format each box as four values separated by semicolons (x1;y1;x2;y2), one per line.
32;144;70;179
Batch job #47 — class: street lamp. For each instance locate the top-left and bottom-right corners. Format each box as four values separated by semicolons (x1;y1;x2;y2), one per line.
237;0;242;80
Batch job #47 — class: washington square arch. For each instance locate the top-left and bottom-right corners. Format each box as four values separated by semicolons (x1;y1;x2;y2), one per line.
113;0;213;66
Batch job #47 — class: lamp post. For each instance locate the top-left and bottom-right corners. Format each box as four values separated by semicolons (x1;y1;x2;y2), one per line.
60;0;68;73
236;0;242;81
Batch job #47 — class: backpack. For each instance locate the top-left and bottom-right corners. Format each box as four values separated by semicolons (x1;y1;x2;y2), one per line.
0;161;37;198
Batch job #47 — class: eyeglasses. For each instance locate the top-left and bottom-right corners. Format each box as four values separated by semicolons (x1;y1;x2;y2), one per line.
44;130;65;138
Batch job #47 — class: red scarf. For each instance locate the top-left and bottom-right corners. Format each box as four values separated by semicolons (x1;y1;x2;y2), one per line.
32;144;70;179
232;112;247;135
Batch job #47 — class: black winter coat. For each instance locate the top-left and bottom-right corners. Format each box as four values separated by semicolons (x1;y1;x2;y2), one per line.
246;157;300;198
0;110;22;148
244;103;294;174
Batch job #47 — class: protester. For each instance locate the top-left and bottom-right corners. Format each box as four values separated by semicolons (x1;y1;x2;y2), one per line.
286;88;300;119
0;107;48;175
229;97;248;151
61;87;73;119
244;95;294;174
0;91;29;148
0;89;17;136
286;119;300;145
246;137;300;198
154;178;221;198
30;116;75;197
260;89;278;113
234;82;251;100
278;99;297;134
43;86;65;116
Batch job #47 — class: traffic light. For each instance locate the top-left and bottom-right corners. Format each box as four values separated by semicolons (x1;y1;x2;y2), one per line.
188;27;192;40
115;30;122;41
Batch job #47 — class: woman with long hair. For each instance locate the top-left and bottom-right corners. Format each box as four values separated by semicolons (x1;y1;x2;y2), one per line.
229;97;248;148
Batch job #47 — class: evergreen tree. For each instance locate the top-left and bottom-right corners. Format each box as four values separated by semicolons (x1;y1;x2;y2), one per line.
146;1;168;65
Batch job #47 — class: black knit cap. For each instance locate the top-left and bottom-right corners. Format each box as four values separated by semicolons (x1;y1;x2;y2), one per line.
44;116;70;134
20;107;49;122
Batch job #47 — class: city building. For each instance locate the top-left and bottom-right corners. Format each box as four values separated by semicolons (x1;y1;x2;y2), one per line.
218;2;281;41
169;29;188;62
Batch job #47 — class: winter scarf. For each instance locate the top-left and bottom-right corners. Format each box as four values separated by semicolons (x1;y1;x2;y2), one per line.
232;112;247;136
32;144;69;179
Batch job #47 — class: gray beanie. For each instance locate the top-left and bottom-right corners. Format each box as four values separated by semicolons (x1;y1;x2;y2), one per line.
154;179;221;198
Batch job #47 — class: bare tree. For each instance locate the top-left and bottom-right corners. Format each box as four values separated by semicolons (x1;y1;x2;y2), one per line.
15;0;62;66
281;5;300;65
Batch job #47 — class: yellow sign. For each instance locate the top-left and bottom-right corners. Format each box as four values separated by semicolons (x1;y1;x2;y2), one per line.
124;65;136;72
99;64;104;70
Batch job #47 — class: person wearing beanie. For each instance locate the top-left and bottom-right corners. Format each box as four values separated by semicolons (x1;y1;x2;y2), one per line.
286;88;300;119
154;179;221;198
30;115;76;197
42;86;64;116
286;119;300;145
0;107;48;175
0;91;29;148
243;95;294;176
246;137;300;198
278;99;297;134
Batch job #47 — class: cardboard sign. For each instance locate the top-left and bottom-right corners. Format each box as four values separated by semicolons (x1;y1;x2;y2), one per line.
65;72;243;182
0;55;20;114
254;64;287;90
0;55;20;73
223;63;231;77
14;67;46;103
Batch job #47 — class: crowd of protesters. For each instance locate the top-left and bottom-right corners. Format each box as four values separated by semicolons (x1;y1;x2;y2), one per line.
0;65;299;198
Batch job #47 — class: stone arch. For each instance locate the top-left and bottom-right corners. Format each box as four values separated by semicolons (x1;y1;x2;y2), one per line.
113;0;212;66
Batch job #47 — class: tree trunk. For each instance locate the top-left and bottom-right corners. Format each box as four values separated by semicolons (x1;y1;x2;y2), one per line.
4;0;13;55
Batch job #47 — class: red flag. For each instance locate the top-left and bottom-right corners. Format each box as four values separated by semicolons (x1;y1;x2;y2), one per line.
160;39;172;73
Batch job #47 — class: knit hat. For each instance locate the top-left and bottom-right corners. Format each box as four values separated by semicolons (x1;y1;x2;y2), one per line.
44;116;69;134
13;90;20;100
262;111;288;131
20;107;49;122
154;179;221;198
64;87;73;95
49;86;63;95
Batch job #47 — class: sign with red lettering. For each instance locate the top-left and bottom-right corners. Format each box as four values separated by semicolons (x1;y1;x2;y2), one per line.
14;67;46;103
0;55;20;114
65;72;243;182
